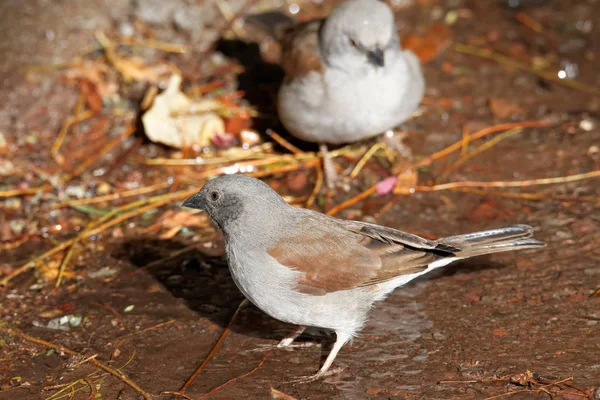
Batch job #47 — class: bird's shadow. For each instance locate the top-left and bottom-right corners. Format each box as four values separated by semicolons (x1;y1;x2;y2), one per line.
113;238;313;343
114;237;506;333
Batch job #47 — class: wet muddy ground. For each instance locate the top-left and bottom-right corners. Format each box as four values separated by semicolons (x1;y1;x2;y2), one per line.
1;0;599;399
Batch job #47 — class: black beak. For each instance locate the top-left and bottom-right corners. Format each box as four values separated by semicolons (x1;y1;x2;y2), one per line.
367;47;384;67
182;193;205;210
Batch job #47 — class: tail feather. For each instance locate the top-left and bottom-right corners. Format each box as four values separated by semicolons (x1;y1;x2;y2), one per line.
439;224;545;258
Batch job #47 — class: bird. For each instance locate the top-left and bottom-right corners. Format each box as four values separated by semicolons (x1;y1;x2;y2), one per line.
246;0;425;187
182;174;545;381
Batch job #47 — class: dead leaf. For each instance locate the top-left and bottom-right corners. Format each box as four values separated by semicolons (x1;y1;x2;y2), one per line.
401;23;452;63
96;31;173;84
63;61;118;99
489;98;525;119
79;79;103;113
270;387;298;400
142;74;226;148
392;168;418;195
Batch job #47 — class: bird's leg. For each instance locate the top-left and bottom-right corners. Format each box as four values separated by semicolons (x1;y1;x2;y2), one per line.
320;143;337;189
380;129;413;161
277;325;307;348
288;331;351;383
247;326;312;353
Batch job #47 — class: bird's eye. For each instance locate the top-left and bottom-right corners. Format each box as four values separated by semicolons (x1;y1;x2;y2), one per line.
349;38;358;48
210;191;220;201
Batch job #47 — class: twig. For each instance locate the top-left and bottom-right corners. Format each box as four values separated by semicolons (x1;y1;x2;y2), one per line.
0;184;51;198
327;169;600;217
0;327;152;400
111;320;176;361
90;301;126;329
173;299;249;398
161;392;195;400
483;376;574;400
266;129;302;155
326;185;377;216
516;12;543;33
116;37;189;54
83;378;99;400
54;236;82;289
195;352;269;399
400;170;600;194
62;124;135;182
413;119;552;168
116;320;176;342
454;43;600;95
1;188;198;286
453;188;600;203
45;183;170;210
306;165;323;209
460;125;470;156
249;160;321;179
51;110;95;163
350;142;387;178
437;127;523;182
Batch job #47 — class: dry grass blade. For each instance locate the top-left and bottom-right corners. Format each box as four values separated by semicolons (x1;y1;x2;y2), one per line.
45;183;170;210
173;299;249;398
403;170;600;193
306;165;323;209
437;127;523;182
266;129;302;155
454;188;600;203
195;352;269;399
327;186;377;216
1;187;198;286
0;327;153;400
51;109;95;162
413;119;552;168
62;124;136;182
0;184;51;198
54;237;82;288
350;142;389;178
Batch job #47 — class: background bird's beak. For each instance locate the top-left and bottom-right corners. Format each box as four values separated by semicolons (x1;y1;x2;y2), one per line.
367;48;384;67
182;193;206;210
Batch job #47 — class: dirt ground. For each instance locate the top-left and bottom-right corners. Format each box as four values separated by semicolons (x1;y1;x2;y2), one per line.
1;0;599;399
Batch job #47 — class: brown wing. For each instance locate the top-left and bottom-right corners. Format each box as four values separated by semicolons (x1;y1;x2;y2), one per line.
279;19;324;79
268;214;458;296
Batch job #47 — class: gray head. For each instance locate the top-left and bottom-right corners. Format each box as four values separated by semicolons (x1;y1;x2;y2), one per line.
320;0;398;70
182;174;290;235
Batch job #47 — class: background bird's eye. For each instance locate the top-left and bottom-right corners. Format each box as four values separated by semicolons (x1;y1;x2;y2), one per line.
210;191;220;201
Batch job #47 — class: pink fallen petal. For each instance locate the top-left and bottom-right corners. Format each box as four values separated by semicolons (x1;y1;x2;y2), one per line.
376;176;397;196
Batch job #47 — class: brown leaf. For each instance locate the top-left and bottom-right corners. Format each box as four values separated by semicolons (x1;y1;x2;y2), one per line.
489;98;525;120
270;387;298;400
225;115;252;135
393;169;418;195
401;23;452;63
79;79;103;113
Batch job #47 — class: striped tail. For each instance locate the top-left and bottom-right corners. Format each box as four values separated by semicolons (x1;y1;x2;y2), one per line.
438;224;545;258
